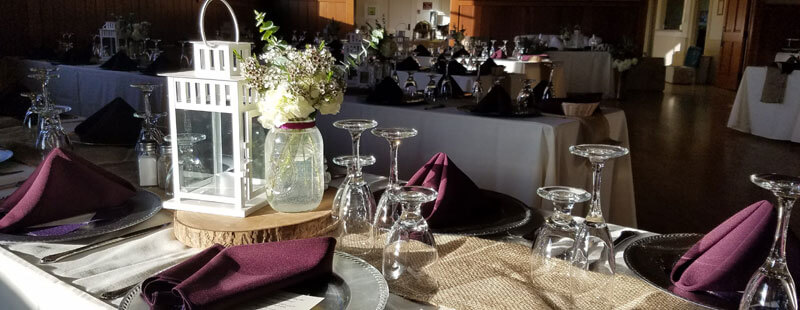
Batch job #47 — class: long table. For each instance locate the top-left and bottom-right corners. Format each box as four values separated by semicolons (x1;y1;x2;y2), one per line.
317;96;637;228
727;66;800;143
17;59;167;117
494;51;615;99
0;117;697;309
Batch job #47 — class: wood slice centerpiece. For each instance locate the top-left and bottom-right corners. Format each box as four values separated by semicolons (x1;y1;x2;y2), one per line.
173;189;338;248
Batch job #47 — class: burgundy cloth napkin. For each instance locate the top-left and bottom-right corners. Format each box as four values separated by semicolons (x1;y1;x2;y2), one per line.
142;237;337;310
406;153;484;228
491;49;506;59
74;97;142;145
0;148;136;232
473;84;514;114
670;200;800;292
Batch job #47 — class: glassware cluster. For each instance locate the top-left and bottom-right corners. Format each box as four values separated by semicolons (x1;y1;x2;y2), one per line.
331;119;438;292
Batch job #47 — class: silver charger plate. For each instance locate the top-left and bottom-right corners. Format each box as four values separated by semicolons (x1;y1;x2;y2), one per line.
0;189;162;243
432;189;533;236
0;149;13;163
68;132;136;147
119;251;389;310
624;233;741;310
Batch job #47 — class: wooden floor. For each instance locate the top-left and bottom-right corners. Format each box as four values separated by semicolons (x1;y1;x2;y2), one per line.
620;84;800;234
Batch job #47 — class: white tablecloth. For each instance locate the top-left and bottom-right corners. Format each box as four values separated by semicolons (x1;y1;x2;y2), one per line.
494;52;615;99
776;52;798;63
18;60;167;117
317;96;637;227
727;66;800;143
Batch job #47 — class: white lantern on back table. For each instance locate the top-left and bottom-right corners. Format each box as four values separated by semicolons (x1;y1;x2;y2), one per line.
99;21;122;61
161;0;266;217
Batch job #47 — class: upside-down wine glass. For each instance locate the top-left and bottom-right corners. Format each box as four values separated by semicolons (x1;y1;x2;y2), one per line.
424;74;437;103
331;155;376;221
472;60;484;103
569;144;629;274
372;128;418;240
333;119;379;255
165;133;207;190
131;83;166;152
20;92;41;131
438;55;453;102
403;71;418;97
739;174;800;310
382;185;439;294
532;186;591;269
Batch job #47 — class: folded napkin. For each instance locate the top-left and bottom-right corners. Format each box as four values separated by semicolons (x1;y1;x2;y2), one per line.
670;200;800;293
472;84;514;114
491;49;506;59
780;55;800;74
436;59;468;76
0;83;31;119
100;51;139;71
367;77;404;105
74;97;142;145
415;45;432;57
142;237;336;309
57;46;91;65
406;153;484;228
453;48;470;58
396;56;421;71
0;148;136;232
479;58;498;75
435;75;465;98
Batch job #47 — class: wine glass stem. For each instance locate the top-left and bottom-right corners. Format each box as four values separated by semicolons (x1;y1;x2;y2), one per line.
349;131;362;176
388;139;401;187
769;197;796;262
143;92;152;116
588;161;605;222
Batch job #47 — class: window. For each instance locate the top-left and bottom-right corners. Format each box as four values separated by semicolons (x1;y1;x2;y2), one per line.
664;0;685;30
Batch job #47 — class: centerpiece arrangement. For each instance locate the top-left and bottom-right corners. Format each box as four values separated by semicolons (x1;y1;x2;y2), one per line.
240;12;351;212
610;37;640;99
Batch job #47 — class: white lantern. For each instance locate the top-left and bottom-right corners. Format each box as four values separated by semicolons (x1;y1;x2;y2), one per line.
99;21;122;60
161;0;265;217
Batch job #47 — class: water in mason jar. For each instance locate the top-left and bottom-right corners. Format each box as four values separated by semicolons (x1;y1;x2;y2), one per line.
264;126;325;213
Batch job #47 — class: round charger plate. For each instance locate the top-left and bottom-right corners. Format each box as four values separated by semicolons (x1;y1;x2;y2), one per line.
0;149;13;163
0;189;161;243
432;189;533;236
118;251;389;310
457;105;542;118
68;132;136;147
624;233;741;310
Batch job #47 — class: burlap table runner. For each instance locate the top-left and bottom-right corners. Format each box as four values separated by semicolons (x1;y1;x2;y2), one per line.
340;234;701;310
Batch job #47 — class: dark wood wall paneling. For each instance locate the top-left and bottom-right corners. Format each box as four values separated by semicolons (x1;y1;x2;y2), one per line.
745;1;800;67
267;0;355;37
0;0;266;57
450;0;649;49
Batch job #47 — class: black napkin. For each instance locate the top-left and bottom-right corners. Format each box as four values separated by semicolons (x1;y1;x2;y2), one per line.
415;45;432;56
473;85;513;114
479;59;498;75
396;57;421;71
57;46;92;65
74;98;142;145
452;48;470;58
28;46;57;61
780;56;800;74
436;59;468;76
435;75;464;99
100;51;139;71
141;54;180;76
367;77;404;105
0;84;31;120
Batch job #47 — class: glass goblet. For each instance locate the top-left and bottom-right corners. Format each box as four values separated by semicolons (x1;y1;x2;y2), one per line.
569;144;629;274
35;105;72;154
371;128;418;239
532;186;591;265
20;92;41;130
739;174;800;310
131;83;166;151
424;74;437;102
382;186;439;294
404;72;418;97
333;119;379;255
164;133;207;191
331;155;376;221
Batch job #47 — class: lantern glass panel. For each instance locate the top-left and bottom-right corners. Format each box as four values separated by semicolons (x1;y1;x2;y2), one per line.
176;109;235;198
249;115;267;195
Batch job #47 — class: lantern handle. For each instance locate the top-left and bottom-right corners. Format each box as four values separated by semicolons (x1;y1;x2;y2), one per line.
198;0;240;48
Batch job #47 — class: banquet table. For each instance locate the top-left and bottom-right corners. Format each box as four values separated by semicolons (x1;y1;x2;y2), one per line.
727;66;800;143
494;51;615;99
16;59;167;117
0;117;703;309
317;96;637;228
395;71;476;94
